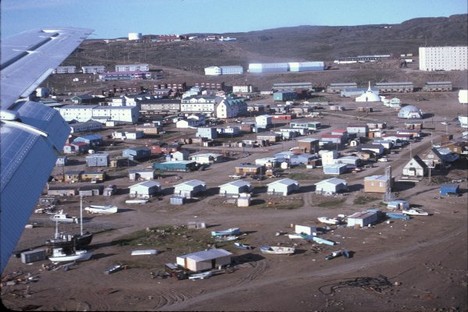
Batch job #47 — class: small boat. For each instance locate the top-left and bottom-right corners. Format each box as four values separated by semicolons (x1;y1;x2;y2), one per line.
386;212;411;220
131;249;158;256
104;264;126;275
188;271;213;280
211;228;240;237
50;210;78;224
84;204;118;214
49;248;93;262
325;250;342;260
317;216;341;225
312;236;336;246
125;199;148;204
402;208;429;216
214;235;238;242
234;242;253;250
260;246;295;255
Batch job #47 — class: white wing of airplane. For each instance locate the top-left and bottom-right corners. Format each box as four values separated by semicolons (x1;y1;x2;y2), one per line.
0;27;93;273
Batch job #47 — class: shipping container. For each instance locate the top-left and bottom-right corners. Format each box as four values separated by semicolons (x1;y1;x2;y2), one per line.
21;249;47;264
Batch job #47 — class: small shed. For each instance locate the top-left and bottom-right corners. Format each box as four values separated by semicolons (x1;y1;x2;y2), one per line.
387;199;410;210
315;178;348;195
294;225;318;236
439;184;460;196
347;210;380;228
219;180;252;197
129;181;161;199
267;178;300;196
176;248;232;272
173;179;206;199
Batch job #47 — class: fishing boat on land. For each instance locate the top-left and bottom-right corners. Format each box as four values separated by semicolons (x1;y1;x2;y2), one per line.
48;247;93;262
234;242;253;250
402;208;429;216
46;196;93;249
188;271;213;280
211;228;240;237
214;235;238;242
260;246;295;255
386;212;411;220
104;264;126;275
50;210;78;224
317;216;342;225
84;204;118;214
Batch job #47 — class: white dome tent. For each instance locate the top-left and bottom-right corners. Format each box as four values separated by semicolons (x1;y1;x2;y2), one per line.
398;105;423;119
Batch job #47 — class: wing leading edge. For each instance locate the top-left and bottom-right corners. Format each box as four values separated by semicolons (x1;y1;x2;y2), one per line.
0;27;93;273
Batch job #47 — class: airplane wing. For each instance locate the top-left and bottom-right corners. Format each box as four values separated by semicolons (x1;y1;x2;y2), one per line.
0;27;93;273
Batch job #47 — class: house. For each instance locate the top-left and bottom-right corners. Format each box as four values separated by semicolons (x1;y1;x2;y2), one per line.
347;210;381;227
255;115;272;129
190;152;223;165
86;153;109;167
128;180;161;199
153;160;198;172
47;185;77;197
196;127;218;139
72;134;103;147
439;184;460;196
402;155;428;178
81;171;107;183
170;150;190;161
176;248;232;272
358;143;385;156
122;147;151;161
63;170;84;183
78;185;103;197
63;142;89;154
297;138;320;153
364;175;392;193
219;180;252;197
173;179;206;199
234;163;264;176
128;169;155;181
267;178;300;196
315;178;348;195
322;163;348;175
320;150;339;166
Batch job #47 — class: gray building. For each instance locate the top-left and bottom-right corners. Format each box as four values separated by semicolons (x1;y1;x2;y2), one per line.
86;153;109;167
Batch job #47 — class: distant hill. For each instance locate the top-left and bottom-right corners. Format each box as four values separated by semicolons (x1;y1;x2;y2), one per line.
54;14;467;92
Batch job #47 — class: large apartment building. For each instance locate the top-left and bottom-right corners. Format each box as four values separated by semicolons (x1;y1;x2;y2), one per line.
419;46;468;71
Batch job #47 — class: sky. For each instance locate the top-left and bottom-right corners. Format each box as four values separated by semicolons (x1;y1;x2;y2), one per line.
1;0;467;39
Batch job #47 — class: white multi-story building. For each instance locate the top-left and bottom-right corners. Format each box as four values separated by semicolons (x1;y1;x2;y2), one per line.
57;105;139;123
419;46;468;71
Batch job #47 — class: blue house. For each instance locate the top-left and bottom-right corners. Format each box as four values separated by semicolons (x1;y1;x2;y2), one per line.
122;147;151;161
73;134;103;147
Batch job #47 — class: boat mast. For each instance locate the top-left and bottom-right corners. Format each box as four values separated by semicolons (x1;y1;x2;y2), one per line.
80;195;83;235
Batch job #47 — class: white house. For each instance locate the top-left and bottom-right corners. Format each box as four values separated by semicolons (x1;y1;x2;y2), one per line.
267;178;300;196
190;152;223;165
219;180;252;197
173;179;206;198
128;181;161;199
402;155;428;178
255;115;272;129
176;248;232;272
315;178;348;195
128;169;155;181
